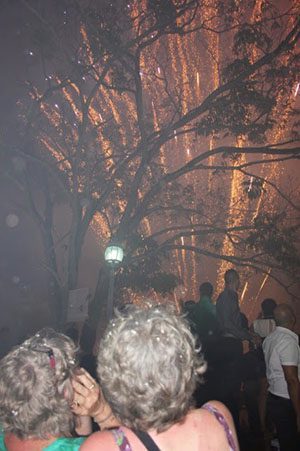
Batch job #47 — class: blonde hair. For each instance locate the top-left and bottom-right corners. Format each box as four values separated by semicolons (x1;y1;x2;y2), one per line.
97;305;206;432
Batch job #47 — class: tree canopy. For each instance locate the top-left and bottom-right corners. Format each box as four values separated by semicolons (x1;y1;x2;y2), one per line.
2;0;300;324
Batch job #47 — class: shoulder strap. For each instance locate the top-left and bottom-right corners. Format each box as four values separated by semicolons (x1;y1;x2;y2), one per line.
132;430;161;451
111;428;133;451
202;403;236;451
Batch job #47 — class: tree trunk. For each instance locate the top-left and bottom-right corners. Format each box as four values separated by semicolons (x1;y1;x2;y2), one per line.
80;268;109;348
42;227;63;328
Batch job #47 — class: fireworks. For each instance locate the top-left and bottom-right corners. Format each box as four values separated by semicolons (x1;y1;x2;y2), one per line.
32;0;299;319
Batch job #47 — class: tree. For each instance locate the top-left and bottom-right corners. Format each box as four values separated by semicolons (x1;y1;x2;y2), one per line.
3;0;300;327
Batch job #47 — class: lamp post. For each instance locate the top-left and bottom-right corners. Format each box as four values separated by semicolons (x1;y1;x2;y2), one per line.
104;243;124;320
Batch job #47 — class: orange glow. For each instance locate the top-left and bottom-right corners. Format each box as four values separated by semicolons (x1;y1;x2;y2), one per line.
34;2;297;319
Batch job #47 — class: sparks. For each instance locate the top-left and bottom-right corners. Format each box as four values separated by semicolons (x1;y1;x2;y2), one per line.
34;1;297;318
248;176;254;192
240;282;248;305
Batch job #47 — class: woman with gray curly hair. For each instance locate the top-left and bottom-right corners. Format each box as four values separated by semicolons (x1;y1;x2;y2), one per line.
0;327;92;450
72;305;239;450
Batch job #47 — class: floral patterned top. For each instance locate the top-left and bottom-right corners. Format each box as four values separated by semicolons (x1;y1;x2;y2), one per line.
111;428;132;451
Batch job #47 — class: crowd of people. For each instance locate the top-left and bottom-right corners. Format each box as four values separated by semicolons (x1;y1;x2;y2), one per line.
0;268;298;451
185;269;299;451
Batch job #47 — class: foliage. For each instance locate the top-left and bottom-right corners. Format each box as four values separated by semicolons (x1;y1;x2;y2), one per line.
3;0;300;324
246;213;300;278
242;177;265;199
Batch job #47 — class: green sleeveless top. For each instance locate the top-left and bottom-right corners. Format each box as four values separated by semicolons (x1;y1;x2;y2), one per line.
0;434;85;450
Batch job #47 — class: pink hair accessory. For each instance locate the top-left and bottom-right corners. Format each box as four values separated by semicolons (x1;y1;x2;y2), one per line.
47;349;56;369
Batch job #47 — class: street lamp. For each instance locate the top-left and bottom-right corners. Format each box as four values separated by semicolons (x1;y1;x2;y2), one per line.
104;243;124;320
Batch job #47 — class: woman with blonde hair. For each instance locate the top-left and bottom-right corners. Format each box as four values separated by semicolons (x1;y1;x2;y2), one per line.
0;328;91;450
72;305;239;450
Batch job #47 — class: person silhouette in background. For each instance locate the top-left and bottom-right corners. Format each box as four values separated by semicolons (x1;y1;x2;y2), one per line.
253;298;277;339
215;269;259;430
187;282;220;406
187;282;219;340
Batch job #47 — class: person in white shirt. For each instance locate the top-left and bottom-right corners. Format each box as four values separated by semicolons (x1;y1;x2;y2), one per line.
263;304;300;451
251;298;277;433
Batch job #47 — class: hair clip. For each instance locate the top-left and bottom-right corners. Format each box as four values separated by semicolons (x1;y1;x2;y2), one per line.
47;349;56;369
28;344;56;369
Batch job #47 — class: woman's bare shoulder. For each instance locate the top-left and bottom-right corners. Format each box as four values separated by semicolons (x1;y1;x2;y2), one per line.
192;401;239;449
202;400;234;420
80;430;116;450
185;401;233;432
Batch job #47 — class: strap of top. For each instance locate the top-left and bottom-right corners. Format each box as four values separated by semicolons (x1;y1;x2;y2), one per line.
111;406;236;451
111;427;160;451
132;430;160;451
111;428;132;451
202;403;236;451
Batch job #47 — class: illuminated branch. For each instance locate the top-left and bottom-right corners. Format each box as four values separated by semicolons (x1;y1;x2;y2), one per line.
237;168;300;212
126;144;300;233
130;243;300;299
153;18;300;139
146;224;256;241
172;245;299;297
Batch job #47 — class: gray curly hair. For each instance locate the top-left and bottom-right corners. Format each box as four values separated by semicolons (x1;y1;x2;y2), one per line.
97;305;206;432
0;328;78;439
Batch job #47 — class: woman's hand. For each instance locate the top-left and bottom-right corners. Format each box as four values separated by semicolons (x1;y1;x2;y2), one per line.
71;368;119;430
71;368;101;417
